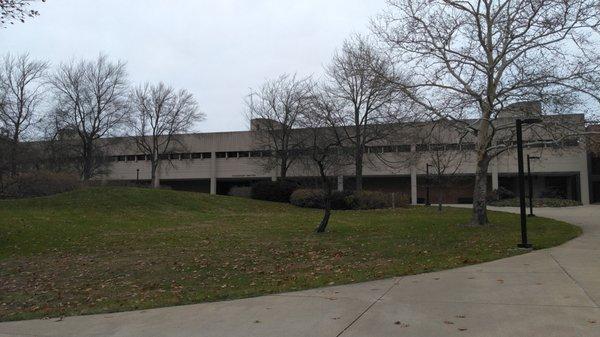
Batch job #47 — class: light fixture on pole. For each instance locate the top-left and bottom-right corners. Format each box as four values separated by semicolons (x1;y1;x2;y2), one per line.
527;155;541;217
516;118;542;249
136;168;140;183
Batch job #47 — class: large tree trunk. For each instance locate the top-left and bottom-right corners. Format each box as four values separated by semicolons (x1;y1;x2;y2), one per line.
471;157;490;226
315;162;332;233
151;159;160;189
471;101;492;226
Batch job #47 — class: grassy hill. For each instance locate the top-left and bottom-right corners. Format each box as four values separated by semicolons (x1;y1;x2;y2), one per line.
0;187;581;321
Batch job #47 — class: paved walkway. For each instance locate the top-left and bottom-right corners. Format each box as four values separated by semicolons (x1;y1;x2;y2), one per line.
1;206;599;337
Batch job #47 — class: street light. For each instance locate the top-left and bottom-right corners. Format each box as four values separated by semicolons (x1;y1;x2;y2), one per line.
527;155;541;217
426;163;432;206
516;118;542;249
136;168;140;184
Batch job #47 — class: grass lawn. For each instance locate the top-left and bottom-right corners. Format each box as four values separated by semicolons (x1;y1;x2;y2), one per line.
0;187;581;321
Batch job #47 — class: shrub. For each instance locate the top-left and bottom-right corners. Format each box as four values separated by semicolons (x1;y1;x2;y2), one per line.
350;191;394;210
290;189;402;210
251;180;298;203
228;186;252;198
0;171;81;199
487;186;515;201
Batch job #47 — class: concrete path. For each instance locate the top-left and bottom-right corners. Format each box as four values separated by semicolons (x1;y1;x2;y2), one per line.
1;206;599;337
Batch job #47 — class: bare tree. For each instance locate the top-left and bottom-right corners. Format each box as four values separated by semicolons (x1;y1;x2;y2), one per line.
0;53;48;176
297;92;349;233
49;54;129;181
326;35;400;191
129;82;203;188
1;0;45;26
246;74;313;179
374;0;600;225
417;121;471;212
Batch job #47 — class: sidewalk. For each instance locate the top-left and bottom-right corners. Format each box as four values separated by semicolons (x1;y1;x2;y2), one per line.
1;206;599;337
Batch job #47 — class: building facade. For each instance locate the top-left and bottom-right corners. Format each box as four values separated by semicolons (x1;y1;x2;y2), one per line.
102;114;593;205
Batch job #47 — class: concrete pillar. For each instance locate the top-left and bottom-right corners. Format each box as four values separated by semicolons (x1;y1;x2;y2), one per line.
491;157;499;191
210;151;217;195
410;144;418;205
580;153;591;205
337;175;344;192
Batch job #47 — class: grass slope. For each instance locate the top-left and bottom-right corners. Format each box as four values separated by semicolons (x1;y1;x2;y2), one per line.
0;187;581;321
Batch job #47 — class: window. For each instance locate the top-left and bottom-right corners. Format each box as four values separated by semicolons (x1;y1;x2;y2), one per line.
382;146;396;153
202;152;212;159
191;153;203;159
136;154;146;161
126;155;136;162
397;145;411;152
180;153;191;160
227;151;238;158
446;143;460;151
238;151;250;158
216;152;227;158
159;154;169;160
117;156;126;162
250;151;262;158
416;144;429;152
461;143;476;151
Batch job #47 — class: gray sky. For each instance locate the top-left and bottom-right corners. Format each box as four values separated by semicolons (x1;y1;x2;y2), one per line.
1;0;387;132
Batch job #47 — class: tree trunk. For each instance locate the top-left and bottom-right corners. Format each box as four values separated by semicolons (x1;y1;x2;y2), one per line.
471;157;490;226
437;175;443;212
316;162;332;233
151;160;160;189
81;141;93;181
9;140;18;177
355;146;363;191
280;157;287;179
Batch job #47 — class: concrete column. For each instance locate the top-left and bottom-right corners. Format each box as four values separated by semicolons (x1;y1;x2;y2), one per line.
410;144;418;205
580;153;591;205
337;175;344;192
491;156;499;191
210;151;217;195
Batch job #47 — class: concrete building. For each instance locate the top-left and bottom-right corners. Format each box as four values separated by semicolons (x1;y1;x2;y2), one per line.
101;112;593;205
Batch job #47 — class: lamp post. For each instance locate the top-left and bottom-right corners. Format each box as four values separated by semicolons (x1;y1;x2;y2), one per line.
136;169;140;184
426;163;432;206
516;118;542;249
527;155;541;217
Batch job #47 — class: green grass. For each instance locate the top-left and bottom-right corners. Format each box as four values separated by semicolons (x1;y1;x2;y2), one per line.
0;187;581;321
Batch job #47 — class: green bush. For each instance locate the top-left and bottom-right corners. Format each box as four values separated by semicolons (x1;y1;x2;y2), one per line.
350;191;395;210
251;180;298;203
0;171;81;199
290;189;403;210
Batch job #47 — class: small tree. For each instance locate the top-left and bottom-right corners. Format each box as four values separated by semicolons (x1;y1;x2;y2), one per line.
417;121;470;212
0;53;48;176
298;92;348;233
246;74;312;179
49;54;129;180
129;82;203;188
374;0;600;225
325;35;399;191
1;0;45;27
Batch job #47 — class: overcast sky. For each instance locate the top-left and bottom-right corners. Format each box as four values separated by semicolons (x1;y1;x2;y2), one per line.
1;0;387;132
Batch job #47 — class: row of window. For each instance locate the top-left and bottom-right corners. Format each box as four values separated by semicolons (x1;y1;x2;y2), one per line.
110;140;579;162
111;150;273;162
